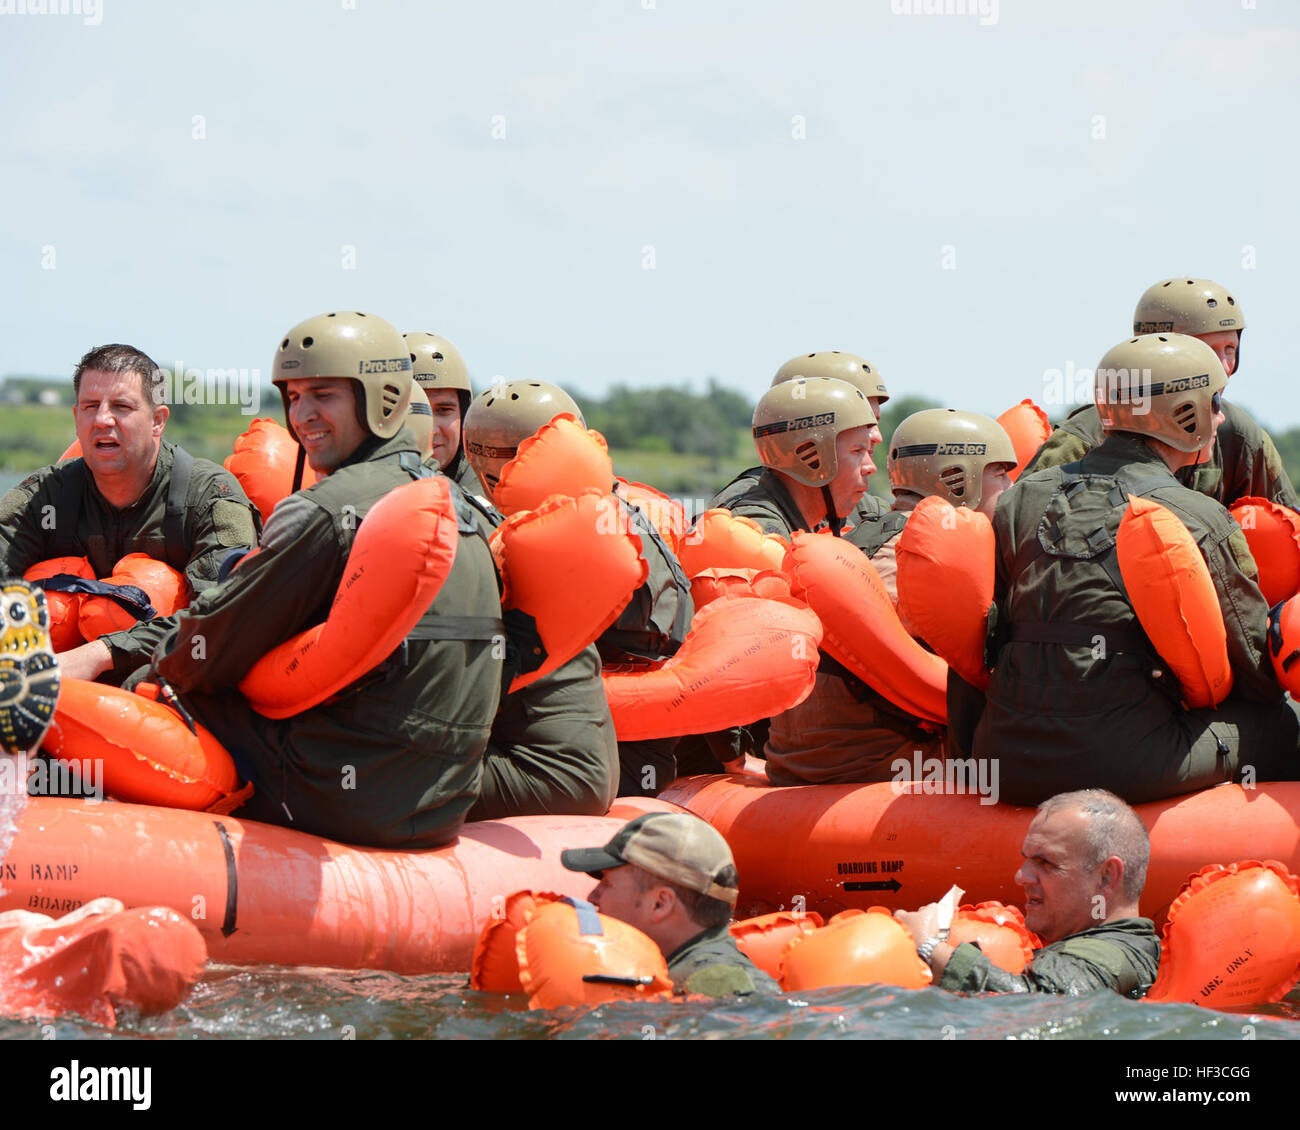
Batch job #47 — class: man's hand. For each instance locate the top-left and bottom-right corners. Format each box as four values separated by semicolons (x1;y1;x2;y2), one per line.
894;903;943;948
57;640;113;682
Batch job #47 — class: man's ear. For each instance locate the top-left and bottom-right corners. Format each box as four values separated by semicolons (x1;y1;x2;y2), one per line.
1099;856;1124;898
648;882;678;923
153;402;170;436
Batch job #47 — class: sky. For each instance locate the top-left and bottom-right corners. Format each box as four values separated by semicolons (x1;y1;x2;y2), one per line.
2;0;1298;428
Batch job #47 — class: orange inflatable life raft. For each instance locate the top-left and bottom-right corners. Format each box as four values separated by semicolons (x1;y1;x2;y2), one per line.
0;795;680;973
996;399;1052;483
493;415;613;516
677;510;789;579
895;496;994;690
239;476;461;718
785;530;947;724
1116;495;1232;709
602;595;822;741
779;907;931;991
0;898;207;1027
492;488;647;691
659;774;1300;928
1229;495;1300;606
1146;860;1300;1008
224;418;317;521
23;556;93;651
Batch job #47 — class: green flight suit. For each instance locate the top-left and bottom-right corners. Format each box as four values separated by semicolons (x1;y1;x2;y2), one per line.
940;918;1160;997
961;432;1300;806
1023;401;1298;509
148;433;504;849
665;924;780;997
710;465;889;530
0;441;260;683
461;494;620;821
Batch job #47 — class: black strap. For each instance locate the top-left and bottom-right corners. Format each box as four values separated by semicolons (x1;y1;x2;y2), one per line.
29;574;156;621
404;616;506;642
52;460;87;558
162;445;195;572
1008;622;1149;652
616;495;693;657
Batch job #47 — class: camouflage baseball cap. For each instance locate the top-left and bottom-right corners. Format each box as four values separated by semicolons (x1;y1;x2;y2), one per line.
562;813;738;907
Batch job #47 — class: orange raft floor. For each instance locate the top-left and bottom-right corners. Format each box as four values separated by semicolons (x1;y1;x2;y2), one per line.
658;775;1300;926
0;795;677;974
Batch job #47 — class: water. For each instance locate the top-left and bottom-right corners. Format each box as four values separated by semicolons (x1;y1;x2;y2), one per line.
2;965;1297;1041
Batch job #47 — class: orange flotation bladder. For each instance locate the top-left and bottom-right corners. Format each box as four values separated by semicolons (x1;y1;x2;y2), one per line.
515;895;673;1010
616;478;688;554
677;509;789;579
42;679;243;811
224;418;317;521
1229;496;1300;606
688;567;792;609
947;901;1040;974
23;556;93;651
493;489;647;692
58;438;82;462
1268;596;1300;696
471;890;563;992
1146;861;1300;1008
494;416;613;517
785;531;947;724
239;476;460;718
730;910;824;981
1116;495;1232;709
602;595;822;741
77;553;188;641
779;907;932;991
895;497;994;690
0;898;207;1026
996;399;1052;482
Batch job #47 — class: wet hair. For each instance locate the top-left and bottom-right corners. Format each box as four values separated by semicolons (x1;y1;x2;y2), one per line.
634;864;737;930
73;344;165;405
1037;789;1150;902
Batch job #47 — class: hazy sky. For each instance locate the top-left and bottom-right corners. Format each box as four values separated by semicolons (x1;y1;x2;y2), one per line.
3;0;1297;427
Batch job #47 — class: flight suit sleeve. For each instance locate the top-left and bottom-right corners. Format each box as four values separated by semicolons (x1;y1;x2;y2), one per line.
939;940;1133;995
154;493;342;693
1245;428;1298;511
180;467;262;595
0;470;56;577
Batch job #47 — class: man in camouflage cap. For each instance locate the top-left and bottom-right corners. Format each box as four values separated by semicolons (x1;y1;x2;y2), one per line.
563;812;778;997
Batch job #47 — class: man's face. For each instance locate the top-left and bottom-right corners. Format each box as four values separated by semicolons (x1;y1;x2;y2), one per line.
285;378;369;475
828;423;881;514
1014;806;1106;945
427;389;463;471
589;863;656;934
75;369;168;484
976;464;1015;518
1196;330;1239;379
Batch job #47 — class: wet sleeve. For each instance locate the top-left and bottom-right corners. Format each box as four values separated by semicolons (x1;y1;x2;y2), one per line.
939;941;1123;995
155;493;341;692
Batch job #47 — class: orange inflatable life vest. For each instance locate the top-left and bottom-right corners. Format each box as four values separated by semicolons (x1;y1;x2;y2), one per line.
1229;495;1300;606
1116;495;1232;709
996;399;1052;483
515;895;673;1010
730;910;824;981
43;679;243;811
493;415;613;517
602;595;822;742
492;488;647;692
0;898;207;1027
471;890;563;993
239;476;461;718
947;901;1040;974
1146;860;1300;1008
779;907;932;991
616;478;688;554
895;496;994;690
677;509;789;579
23;556;93;651
224;418;317;521
785;530;947;724
1268;595;1300;697
77;553;188;641
58;438;82;463
687;567;792;609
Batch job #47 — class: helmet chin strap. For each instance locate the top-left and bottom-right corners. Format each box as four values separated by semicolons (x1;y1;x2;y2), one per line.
292;443;306;493
821;485;845;538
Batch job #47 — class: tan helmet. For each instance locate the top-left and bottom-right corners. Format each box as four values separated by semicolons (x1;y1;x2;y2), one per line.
1133;278;1245;337
773;351;890;406
1094;333;1227;454
752;377;877;487
463;380;584;495
273;311;412;440
404;332;472;394
887;409;1017;511
404;383;435;459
